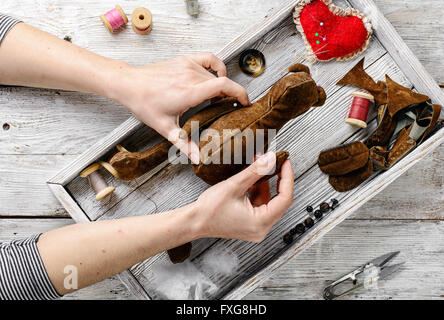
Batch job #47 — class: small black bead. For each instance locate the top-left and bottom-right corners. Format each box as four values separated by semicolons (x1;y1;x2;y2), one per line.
306;205;313;213
314;210;323;219
331;198;339;206
320;202;330;213
304;217;314;228
289;228;297;236
295;223;305;234
283;233;293;245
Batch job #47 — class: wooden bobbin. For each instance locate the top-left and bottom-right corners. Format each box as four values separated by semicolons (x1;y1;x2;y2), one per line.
100;5;128;34
100;161;120;178
131;7;153;35
80;163;115;201
345;91;374;129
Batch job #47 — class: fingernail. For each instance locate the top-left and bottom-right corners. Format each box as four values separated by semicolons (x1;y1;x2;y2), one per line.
257;152;275;166
191;151;200;165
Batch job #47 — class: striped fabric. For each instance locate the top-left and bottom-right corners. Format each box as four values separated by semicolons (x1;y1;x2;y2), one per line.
0;14;60;300
0;234;61;300
0;13;21;45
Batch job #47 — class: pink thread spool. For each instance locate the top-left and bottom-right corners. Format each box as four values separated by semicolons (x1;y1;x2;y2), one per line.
100;5;128;34
345;91;374;128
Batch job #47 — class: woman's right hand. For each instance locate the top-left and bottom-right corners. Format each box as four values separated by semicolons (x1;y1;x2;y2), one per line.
193;152;294;243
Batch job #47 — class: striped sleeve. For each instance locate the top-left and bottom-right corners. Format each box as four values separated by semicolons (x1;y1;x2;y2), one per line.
0;13;21;45
0;234;61;300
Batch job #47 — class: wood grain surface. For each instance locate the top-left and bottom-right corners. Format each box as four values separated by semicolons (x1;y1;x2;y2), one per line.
0;0;443;299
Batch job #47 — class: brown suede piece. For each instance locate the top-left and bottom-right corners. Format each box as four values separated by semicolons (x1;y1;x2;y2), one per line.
329;159;373;192
318;142;369;176
365;104;397;148
369;146;388;170
167;242;192;264
336;58;387;107
386;75;429;117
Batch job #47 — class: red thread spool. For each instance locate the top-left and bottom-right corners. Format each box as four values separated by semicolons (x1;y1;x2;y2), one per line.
345;91;374;128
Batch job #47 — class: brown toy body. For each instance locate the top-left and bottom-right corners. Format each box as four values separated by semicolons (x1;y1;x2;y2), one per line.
109;63;326;185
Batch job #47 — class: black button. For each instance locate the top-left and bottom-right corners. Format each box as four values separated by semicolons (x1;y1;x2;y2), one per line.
320;202;330;213
283;233;293;245
304;217;314;228
295;223;305;234
306;205;313;213
314;210;323;219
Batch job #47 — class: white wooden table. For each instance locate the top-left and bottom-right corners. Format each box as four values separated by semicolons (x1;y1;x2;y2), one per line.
0;0;443;300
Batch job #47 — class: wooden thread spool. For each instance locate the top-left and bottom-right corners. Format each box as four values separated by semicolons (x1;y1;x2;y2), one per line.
131;7;153;35
100;5;128;34
345;91;374;128
80;164;115;201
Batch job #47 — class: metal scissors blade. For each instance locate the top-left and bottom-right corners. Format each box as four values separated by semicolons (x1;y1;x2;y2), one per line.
368;251;400;268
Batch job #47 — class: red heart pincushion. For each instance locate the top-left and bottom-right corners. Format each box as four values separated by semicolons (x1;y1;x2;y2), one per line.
294;0;372;61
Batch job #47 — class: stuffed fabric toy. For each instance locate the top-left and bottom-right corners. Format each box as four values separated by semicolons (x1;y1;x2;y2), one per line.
318;58;443;192
108;63;326;185
106;63;326;263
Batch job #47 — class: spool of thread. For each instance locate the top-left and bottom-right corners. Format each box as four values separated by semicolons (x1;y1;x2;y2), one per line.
345;91;374;128
80;163;115;201
131;7;153;35
100;5;128;34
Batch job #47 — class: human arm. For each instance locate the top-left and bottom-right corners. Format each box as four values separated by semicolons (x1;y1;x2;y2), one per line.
0;21;249;163
36;153;293;296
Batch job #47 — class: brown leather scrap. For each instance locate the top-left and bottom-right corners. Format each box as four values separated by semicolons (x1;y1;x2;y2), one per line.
329;159;373;192
318;141;369;176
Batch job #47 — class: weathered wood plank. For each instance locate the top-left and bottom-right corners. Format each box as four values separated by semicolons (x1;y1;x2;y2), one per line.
246;219;444;300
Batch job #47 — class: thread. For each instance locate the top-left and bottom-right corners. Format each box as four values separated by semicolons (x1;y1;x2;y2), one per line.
100;5;128;34
80;163;115;201
345;91;374;128
131;7;153;35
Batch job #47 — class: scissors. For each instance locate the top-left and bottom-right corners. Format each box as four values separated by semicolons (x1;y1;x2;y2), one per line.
323;251;404;300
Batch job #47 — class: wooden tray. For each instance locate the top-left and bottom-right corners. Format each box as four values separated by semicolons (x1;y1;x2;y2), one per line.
48;0;444;300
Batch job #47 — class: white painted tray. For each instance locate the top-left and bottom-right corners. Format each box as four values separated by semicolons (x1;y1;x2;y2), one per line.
48;0;444;300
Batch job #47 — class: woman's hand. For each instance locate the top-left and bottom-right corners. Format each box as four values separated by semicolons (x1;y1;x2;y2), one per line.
194;152;294;242
109;53;250;164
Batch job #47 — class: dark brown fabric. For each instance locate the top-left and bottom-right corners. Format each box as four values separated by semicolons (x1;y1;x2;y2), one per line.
318;141;369;176
329;159;373;192
167;242;192;264
386;75;429;117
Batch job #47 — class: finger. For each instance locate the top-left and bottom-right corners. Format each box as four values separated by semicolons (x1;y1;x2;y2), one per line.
189;52;227;77
165;125;200;165
229;152;276;193
193;77;250;106
266;160;294;221
249;180;271;206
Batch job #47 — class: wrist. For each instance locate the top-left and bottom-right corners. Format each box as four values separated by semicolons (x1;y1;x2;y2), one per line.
177;201;206;241
100;59;135;104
